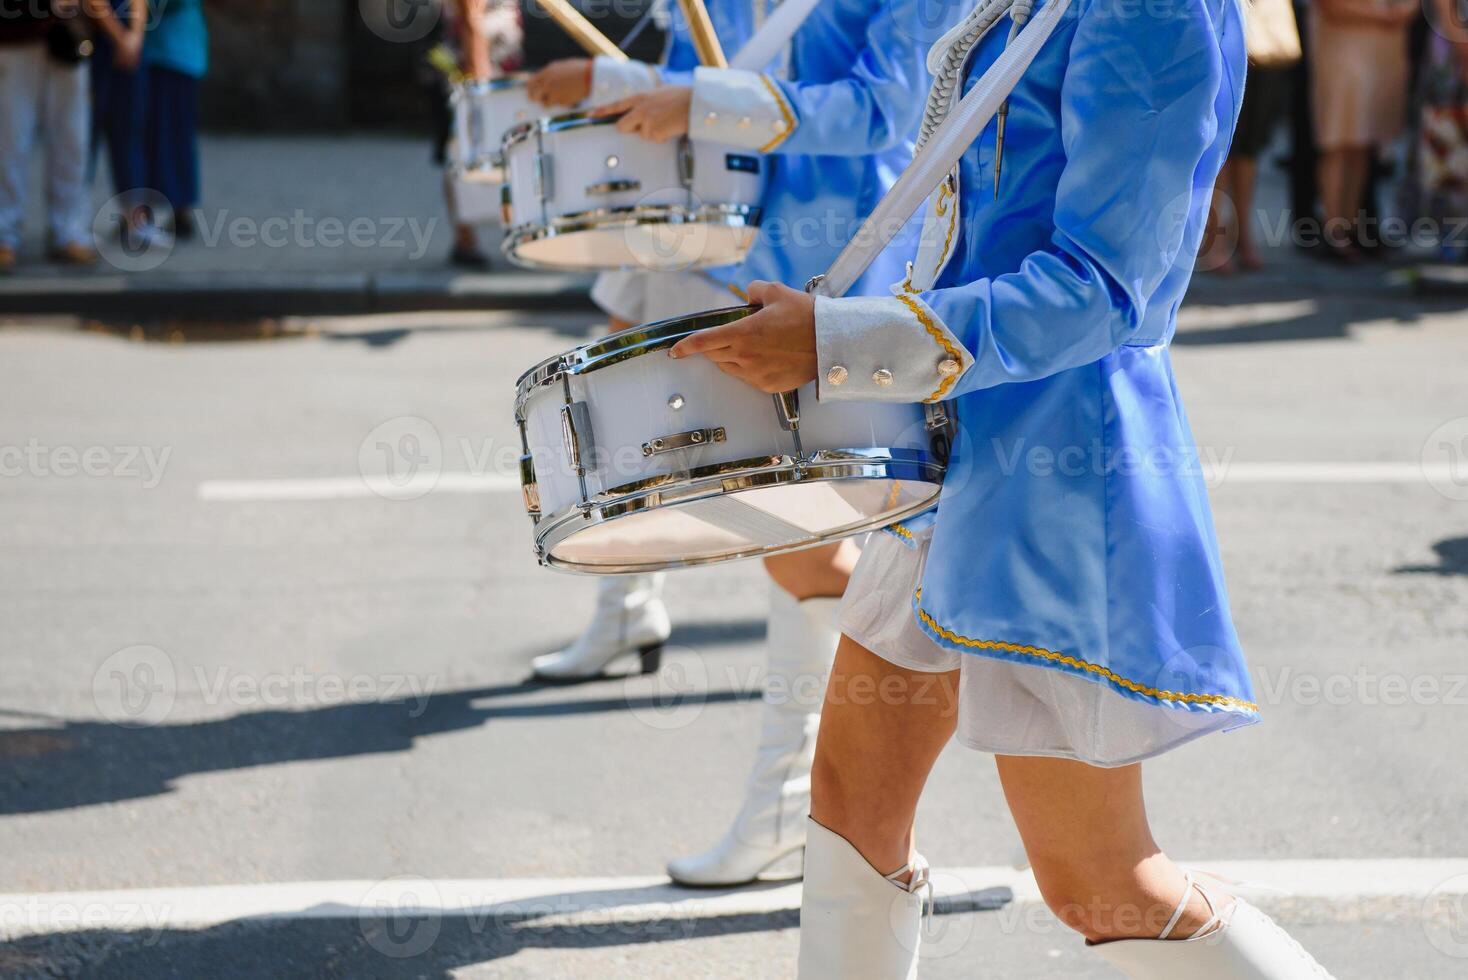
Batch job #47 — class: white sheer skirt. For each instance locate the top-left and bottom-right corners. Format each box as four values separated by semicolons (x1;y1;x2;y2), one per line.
590;270;736;325
838;525;1244;767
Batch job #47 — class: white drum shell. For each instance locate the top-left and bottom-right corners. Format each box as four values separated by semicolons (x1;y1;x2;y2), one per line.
516;311;946;573
450;77;543;184
501;114;764;271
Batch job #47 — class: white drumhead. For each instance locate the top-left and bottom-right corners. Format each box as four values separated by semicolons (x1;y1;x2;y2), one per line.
510;219;757;272
543;476;940;572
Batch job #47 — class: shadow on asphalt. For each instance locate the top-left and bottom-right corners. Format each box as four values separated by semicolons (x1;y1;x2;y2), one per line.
1393;537;1468;577
4;884;1014;979
0;623;766;816
1177;272;1463;347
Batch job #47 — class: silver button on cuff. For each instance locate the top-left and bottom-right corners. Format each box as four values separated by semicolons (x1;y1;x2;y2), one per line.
826;365;849;386
873;368;894;387
937;357;961;377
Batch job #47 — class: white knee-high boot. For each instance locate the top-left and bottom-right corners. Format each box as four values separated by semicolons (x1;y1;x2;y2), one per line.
531;574;670;682
1092;872;1335;979
797;818;929;979
667;586;840;886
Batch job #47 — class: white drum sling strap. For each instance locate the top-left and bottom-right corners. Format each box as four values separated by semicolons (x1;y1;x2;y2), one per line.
813;0;1073;298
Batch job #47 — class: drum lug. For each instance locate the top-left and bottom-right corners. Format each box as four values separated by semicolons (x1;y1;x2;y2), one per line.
534;151;554;201
500;184;513;226
772;390;800;431
515;414;542;520
924;402;953;466
678;138;695;188
519;453;541;517
561;400;597;478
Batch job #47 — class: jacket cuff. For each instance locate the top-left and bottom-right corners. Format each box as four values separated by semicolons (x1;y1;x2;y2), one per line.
814;294;972;403
590;57;661;102
689;67;796;152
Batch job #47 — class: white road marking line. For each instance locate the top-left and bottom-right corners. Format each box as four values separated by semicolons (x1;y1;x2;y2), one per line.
1214;463;1459;484
197;474;520;501
196;463;1460;503
4;859;1466;938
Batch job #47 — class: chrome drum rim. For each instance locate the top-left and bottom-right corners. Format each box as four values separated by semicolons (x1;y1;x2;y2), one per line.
500;204;761;272
533;451;944;574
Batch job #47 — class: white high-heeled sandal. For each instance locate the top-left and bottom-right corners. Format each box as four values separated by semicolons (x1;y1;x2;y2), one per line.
1092;870;1335;979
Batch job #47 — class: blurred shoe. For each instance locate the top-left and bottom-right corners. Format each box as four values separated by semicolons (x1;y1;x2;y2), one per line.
124;223;175;252
172;209;196;241
0;245;14;273
47;241;98;267
450;244;491;269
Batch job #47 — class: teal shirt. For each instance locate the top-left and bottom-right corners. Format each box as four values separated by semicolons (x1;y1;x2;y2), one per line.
144;0;209;78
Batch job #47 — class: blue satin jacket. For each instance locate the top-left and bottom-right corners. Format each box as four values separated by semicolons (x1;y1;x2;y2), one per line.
650;0;962;297
813;0;1260;724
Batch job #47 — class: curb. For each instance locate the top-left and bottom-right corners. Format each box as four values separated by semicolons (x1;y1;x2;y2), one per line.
0;270;598;318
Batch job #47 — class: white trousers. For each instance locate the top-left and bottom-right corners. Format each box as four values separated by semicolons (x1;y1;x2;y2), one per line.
0;43;92;249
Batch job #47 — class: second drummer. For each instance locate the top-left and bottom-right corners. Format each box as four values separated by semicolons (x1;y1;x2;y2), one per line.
521;0;961;890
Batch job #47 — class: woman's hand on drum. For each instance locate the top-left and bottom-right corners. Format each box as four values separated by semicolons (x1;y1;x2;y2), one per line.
527;58;593;107
591;87;693;142
670;281;817;393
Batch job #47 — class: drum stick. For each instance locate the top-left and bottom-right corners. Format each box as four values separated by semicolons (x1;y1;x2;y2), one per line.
533;0;629;61
675;0;729;68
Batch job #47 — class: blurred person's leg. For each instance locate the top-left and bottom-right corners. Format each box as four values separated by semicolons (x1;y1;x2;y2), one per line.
0;42;45;268
1231;155;1263;270
1201;158;1238;275
146;65;201;235
1317;146;1364;263
429;74;486;268
41;50;95;265
88;36;148;201
1288;0;1318;234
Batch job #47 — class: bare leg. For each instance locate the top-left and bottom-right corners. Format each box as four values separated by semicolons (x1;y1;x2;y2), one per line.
1339;146;1370;248
764;540;860;601
1230;156;1263;270
1317;147;1362;261
1200;160;1237;274
809;636;959;875
996;756;1216;942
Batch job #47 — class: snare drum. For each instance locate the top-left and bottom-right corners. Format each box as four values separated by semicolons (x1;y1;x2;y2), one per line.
514;308;950;574
448;75;541;184
500;111;764;272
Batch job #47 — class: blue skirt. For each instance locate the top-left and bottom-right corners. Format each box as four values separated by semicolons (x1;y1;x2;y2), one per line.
887;342;1258;762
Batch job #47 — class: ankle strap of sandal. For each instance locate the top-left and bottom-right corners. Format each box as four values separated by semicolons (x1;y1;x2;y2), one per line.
1159;870;1230;941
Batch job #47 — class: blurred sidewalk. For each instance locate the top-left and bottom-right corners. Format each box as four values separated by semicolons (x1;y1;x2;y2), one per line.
0;134;593;317
0;132;1454;317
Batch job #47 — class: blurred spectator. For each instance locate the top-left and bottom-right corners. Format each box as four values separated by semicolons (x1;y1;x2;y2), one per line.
1310;0;1417;263
0;0;98;270
88;0;148;230
1205;0;1301;273
1401;0;1468;257
429;0;523;269
143;0;207;239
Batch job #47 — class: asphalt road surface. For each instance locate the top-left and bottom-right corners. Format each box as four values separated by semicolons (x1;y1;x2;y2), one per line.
2;271;1467;978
